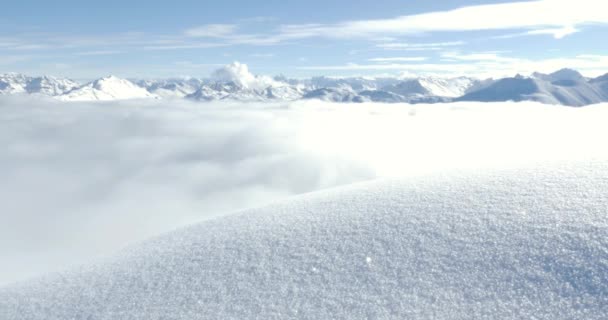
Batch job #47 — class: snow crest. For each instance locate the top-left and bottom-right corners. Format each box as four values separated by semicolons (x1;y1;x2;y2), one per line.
1;161;608;319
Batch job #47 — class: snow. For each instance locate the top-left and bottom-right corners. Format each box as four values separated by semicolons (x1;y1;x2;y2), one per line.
1;96;608;288
0;73;79;96
59;76;158;101
1;160;608;319
4;65;608;106
460;69;608;106
1;96;608;317
418;76;478;97
138;78;204;99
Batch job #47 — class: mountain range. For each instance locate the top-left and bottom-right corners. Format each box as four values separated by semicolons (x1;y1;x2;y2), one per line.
2;64;607;106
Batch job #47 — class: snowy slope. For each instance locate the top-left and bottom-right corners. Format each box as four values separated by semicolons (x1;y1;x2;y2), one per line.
138;78;203;99
187;63;305;102
2;160;608;319
0;74;79;96
459;69;608;106
26;76;80;96
418;77;479;97
302;86;366;102
59;76;158;101
0;73;29;94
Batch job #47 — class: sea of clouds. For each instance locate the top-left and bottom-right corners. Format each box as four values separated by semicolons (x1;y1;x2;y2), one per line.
1;96;607;284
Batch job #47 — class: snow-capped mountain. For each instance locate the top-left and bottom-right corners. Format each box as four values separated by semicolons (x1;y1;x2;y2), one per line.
137;78;204;99
187;80;305;102
59;76;158;101
458;69;608;106
26;76;80;96
2;65;608;106
0;73;79;96
301;77;479;103
187;62;305;102
306;76;395;91
303;87;366;103
0;73;29;94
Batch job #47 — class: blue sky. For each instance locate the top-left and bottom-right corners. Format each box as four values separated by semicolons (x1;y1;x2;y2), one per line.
1;0;607;79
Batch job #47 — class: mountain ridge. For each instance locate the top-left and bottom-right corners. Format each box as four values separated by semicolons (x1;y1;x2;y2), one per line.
2;66;607;106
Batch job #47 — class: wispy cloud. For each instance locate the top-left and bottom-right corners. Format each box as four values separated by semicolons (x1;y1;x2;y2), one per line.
376;41;466;51
3;0;605;58
368;57;428;62
277;0;606;40
440;52;517;63
0;54;34;65
74;50;122;56
184;24;238;38
143;43;227;51
525;26;580;39
298;53;608;78
250;53;276;58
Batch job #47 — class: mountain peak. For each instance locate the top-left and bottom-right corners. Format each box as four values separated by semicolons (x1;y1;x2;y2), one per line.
96;75;123;82
60;75;157;101
548;68;584;81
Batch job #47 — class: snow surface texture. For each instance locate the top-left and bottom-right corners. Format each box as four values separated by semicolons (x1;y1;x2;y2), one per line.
1;97;608;285
2;161;608;319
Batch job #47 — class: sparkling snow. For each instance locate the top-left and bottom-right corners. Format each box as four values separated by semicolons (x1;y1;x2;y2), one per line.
1;161;607;319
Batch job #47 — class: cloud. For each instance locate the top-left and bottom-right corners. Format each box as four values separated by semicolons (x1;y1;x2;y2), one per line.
525;25;580;39
184;24;238;38
376;41;466;51
2;97;608;286
277;0;606;40
299;53;608;78
0;55;34;65
142;43;227;51
74;50;122;56
440;51;517;63
368;57;428;62
212;61;279;89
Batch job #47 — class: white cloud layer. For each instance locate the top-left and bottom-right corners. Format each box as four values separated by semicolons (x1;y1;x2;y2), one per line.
1;97;608;285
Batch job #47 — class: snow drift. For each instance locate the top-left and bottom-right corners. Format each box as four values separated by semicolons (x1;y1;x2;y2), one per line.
1;160;608;319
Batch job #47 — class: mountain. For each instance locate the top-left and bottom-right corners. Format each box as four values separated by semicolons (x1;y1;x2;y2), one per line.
0;73;79;96
302;87;366;102
0;73;29;94
186;62;306;102
590;73;608;84
418;77;481;97
307;76;396;91
2;161;608;319
26;76;80;96
2;65;608;106
458;69;608;106
187;80;305;102
382;79;431;96
59;76;158;101
532;68;586;82
358;90;409;103
137;78;204;99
